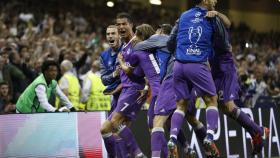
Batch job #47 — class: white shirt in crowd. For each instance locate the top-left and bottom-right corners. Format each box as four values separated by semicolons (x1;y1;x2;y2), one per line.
35;84;73;112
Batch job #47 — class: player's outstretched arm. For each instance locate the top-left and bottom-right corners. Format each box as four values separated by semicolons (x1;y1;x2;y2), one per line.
206;11;231;28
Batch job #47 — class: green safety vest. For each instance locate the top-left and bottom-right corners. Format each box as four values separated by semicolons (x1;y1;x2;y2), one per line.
16;74;57;113
86;72;111;111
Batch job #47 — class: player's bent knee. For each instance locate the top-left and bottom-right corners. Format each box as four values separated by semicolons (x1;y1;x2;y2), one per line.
111;119;120;129
210;95;218;103
100;120;112;134
219;104;229;114
221;101;237;118
176;99;187;111
224;101;236;112
153;115;168;128
111;112;124;129
203;95;218;107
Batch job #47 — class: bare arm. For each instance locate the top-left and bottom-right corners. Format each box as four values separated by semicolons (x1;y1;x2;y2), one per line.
217;12;231;28
206;11;231;28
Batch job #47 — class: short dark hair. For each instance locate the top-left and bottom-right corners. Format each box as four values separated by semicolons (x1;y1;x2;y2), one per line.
41;59;59;73
116;12;133;24
194;0;203;5
159;24;173;35
8;52;17;63
107;25;118;29
0;81;9;87
0;47;13;55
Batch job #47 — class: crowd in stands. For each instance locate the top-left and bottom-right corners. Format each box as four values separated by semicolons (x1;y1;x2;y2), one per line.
0;0;279;113
232;31;280;107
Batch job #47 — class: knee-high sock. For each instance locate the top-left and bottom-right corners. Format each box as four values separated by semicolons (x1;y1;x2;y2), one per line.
170;109;185;142
115;137;130;158
178;129;190;148
206;106;219;140
118;125;142;156
231;107;263;137
151;127;167;158
161;142;168;158
102;132;116;158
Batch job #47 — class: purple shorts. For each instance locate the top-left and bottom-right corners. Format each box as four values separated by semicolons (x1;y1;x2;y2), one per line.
154;77;197;116
109;86;144;121
214;72;240;104
173;62;216;101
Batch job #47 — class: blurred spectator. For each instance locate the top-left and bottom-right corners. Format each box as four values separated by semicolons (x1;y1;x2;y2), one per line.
0;47;27;101
251;65;268;107
0;81;15;114
58;48;89;77
9;50;36;83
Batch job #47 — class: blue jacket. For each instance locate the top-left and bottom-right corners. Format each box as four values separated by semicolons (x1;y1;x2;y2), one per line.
168;8;230;63
99;45;122;93
175;7;215;62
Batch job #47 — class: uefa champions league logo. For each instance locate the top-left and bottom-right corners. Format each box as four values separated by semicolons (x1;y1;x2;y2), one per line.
186;26;202;55
191;12;203;23
195;12;201;17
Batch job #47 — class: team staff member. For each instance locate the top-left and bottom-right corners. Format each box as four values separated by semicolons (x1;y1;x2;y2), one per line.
99;25;123;114
58;60;81;110
81;60;111;111
16;59;74;113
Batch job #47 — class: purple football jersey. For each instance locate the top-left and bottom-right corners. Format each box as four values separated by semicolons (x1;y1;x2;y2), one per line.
210;52;240;103
129;50;161;96
120;42;145;88
210;52;237;77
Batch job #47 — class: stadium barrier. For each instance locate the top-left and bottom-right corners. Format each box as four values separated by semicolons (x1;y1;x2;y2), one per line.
0;108;279;158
